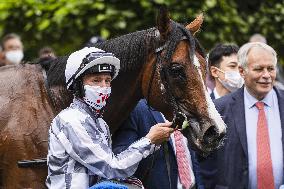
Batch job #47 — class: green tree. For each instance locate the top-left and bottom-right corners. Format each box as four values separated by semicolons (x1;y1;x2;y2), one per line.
0;0;283;64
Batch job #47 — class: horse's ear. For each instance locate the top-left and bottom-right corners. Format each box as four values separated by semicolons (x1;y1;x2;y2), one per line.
156;6;171;41
186;13;204;35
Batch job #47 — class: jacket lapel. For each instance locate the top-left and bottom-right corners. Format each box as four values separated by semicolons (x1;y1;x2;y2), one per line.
275;87;284;140
210;91;215;100
231;88;248;157
274;88;284;178
150;110;165;123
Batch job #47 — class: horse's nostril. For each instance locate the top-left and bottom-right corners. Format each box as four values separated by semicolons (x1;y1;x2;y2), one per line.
218;130;226;142
203;125;220;145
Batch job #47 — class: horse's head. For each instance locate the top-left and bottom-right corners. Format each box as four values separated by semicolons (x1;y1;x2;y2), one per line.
142;7;226;155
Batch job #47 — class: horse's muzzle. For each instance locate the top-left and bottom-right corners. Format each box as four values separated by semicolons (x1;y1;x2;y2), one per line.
182;119;226;157
203;124;225;149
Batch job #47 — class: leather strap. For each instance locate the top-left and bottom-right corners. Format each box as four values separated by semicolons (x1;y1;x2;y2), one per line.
163;142;172;189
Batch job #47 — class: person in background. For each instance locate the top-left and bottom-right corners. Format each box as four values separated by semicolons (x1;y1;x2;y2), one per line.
248;33;284;90
46;47;174;189
205;54;215;93
84;36;105;47
38;46;56;59
113;99;205;189
249;33;267;44
0;46;5;67
1;33;24;65
37;46;57;71
208;43;243;99
200;42;284;189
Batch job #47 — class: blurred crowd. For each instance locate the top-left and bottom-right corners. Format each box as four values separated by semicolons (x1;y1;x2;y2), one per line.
0;33;56;69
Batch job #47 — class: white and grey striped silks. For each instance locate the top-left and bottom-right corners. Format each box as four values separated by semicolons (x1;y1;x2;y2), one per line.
46;98;155;189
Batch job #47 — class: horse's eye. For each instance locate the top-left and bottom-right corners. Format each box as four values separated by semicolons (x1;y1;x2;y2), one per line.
169;64;186;80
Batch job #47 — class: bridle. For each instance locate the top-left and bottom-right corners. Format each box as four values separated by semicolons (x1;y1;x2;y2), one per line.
143;21;200;187
146;21;197;117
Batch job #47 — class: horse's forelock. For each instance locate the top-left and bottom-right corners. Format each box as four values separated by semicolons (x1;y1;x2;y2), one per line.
162;21;201;65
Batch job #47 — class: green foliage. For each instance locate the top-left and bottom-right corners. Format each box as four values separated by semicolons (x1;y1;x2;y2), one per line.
0;0;284;64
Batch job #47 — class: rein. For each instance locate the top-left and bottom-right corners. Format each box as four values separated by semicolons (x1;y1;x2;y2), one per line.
145;22;197;188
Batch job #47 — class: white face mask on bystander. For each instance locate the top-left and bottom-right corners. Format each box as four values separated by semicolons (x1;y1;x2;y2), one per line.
217;70;244;92
5;50;24;64
83;85;111;111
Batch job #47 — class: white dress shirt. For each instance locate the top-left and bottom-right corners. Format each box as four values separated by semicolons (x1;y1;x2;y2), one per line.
244;87;283;189
213;88;221;99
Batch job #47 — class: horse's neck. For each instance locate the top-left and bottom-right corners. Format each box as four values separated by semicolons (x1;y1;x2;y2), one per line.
49;85;72;114
103;70;143;133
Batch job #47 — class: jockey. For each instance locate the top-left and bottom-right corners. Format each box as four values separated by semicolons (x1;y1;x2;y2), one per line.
46;47;174;189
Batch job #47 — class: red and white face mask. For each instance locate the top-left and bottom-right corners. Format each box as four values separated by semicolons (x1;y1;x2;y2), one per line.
83;85;111;111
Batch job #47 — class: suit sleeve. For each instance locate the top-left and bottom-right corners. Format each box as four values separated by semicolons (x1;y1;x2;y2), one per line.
190;150;205;189
112;109;143;155
198;152;218;189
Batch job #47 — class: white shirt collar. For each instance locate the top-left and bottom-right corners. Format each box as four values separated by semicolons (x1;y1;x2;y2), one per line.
213;88;221;99
244;87;275;109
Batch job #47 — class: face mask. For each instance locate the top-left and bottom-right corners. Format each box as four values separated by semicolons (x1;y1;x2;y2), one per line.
5;50;24;64
215;67;244;92
83;85;111;111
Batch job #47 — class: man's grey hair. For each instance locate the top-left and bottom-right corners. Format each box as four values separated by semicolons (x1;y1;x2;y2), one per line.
238;42;277;69
249;33;267;44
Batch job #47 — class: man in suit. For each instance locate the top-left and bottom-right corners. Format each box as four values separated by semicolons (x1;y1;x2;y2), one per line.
112;99;204;189
198;44;243;186
201;42;284;189
208;43;243;99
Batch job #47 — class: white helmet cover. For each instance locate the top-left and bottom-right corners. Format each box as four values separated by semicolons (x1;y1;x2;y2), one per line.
65;47;120;89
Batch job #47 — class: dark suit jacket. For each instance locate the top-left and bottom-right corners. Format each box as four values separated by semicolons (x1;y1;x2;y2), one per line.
210;91;215;100
198;91;215;188
112;99;204;189
200;87;284;189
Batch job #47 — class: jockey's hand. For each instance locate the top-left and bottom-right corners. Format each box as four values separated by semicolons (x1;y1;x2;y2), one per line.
145;122;174;144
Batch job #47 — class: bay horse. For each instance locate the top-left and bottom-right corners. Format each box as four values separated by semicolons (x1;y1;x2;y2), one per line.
0;8;226;189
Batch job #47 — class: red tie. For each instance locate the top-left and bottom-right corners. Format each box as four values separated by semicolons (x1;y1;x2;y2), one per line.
174;130;192;189
255;101;275;189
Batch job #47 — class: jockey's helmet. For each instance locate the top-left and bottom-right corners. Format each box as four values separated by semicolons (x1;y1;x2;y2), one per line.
65;47;120;89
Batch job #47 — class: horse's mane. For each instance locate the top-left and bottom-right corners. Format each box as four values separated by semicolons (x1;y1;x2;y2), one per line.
94;28;157;71
46;28;157;87
47;55;70;86
46;21;205;87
